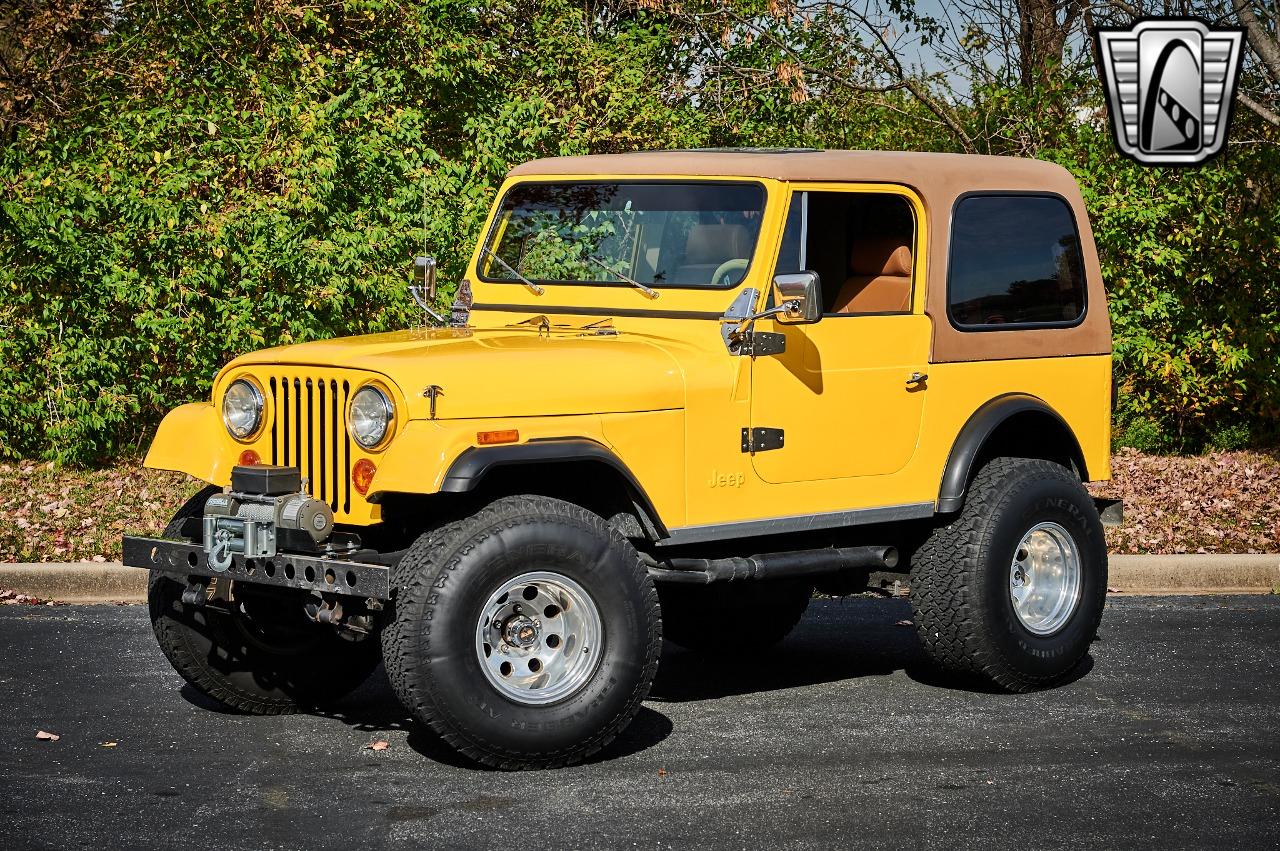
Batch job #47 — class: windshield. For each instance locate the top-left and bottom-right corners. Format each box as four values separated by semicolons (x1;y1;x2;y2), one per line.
479;182;766;289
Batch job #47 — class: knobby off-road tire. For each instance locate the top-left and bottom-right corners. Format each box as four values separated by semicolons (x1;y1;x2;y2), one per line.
910;457;1107;693
383;495;661;770
148;486;381;715
658;580;812;653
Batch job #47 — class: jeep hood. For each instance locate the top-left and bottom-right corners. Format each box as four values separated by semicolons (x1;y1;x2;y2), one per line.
229;327;686;420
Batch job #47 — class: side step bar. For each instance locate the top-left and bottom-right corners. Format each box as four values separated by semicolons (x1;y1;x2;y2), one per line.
649;545;898;585
122;536;391;600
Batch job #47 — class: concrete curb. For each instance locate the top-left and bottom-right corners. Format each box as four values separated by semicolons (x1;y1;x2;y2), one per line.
0;563;147;604
3;554;1279;603
1108;554;1280;595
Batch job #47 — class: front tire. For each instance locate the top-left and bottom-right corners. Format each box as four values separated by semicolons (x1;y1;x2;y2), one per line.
383;495;661;769
148;487;381;715
910;457;1107;692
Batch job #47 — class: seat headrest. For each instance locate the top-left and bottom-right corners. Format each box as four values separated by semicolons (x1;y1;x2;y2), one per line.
850;237;912;278
685;224;751;265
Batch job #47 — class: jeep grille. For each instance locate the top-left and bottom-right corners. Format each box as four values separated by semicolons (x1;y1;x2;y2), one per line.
266;374;352;515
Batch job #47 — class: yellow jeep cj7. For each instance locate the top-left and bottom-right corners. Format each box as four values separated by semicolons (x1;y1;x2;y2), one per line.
125;149;1120;769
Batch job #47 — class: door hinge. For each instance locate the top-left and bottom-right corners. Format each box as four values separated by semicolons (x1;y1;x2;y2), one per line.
741;427;785;453
735;331;786;357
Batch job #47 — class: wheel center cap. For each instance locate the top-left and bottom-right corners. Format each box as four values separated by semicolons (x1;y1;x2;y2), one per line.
503;614;539;648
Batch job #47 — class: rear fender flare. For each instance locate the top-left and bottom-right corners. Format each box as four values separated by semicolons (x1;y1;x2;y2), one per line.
937;394;1087;514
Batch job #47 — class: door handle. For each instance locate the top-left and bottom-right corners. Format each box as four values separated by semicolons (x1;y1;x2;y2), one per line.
906;371;928;387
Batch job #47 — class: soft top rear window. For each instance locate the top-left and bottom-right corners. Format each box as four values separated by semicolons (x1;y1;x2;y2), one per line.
948;194;1086;330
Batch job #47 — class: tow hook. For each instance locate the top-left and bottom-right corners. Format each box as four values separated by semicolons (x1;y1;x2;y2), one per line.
181;579;208;607
305;596;377;640
310;598;344;626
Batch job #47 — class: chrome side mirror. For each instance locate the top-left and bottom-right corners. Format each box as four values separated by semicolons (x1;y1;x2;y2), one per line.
414;255;438;300
410;256;445;325
772;271;822;324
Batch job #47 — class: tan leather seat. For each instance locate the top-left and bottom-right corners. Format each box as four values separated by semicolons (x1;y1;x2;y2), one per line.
674;223;752;283
831;236;912;314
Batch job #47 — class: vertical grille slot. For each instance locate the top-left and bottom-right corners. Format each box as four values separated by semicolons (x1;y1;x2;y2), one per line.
305;378;315;497
318;380;327;503
281;378;291;465
269;377;278;464
343;380;351;514
293;378;303;486
330;380;340;512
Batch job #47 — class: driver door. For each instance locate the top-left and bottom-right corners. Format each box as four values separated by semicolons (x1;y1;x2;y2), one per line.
749;186;931;484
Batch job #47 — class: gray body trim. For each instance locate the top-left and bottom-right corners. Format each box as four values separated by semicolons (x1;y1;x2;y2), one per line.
657;502;936;547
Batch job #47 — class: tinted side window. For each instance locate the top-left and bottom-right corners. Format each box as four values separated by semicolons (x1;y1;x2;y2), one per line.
948;195;1085;329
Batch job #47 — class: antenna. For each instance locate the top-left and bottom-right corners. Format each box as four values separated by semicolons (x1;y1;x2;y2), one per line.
411;172;445;325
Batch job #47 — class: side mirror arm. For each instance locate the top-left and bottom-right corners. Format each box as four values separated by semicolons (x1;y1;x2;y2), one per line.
720;300;802;341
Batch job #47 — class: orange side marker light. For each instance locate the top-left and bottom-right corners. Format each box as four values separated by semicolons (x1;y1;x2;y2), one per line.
477;429;519;446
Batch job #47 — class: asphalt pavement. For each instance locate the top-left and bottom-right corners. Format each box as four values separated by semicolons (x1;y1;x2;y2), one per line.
1;595;1278;850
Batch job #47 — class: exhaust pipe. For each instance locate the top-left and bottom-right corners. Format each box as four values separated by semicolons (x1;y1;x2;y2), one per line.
651;545;898;585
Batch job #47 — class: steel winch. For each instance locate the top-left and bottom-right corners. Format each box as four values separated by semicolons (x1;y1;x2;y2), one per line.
203;465;334;572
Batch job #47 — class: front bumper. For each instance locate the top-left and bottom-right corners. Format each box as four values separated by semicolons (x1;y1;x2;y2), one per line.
122;535;391;600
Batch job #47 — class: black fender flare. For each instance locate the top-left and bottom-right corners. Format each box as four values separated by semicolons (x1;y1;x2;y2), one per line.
936;394;1088;514
440;438;669;538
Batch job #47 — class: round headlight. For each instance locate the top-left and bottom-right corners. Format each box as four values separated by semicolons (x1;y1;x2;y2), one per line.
349;385;394;449
222;379;263;441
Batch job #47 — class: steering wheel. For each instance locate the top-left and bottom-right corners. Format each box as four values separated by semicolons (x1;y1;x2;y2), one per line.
711;259;749;287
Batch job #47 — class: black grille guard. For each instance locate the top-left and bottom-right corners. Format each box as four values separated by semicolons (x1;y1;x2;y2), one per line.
122;535;391;600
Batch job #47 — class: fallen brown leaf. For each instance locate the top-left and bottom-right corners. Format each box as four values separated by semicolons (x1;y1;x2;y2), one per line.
101;741;118;748
35;730;60;741
657;767;667;777
365;740;389;751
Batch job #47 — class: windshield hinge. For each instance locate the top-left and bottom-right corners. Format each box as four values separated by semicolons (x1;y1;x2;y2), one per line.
741;427;785;453
737;331;786;357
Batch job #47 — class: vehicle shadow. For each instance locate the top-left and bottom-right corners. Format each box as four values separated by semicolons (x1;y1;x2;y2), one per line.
650;596;923;702
181;666;676;769
179;596;1093;767
651;596;1096;701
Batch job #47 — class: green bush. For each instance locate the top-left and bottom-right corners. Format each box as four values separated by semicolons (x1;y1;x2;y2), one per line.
1113;412;1176;454
0;1;704;463
1;1;1277;463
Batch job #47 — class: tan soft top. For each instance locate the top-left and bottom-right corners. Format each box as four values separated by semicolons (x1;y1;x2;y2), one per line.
509;150;1111;362
510;149;1075;192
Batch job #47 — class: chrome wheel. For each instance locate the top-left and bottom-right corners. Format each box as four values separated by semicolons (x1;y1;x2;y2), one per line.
1009;521;1082;636
475;571;603;706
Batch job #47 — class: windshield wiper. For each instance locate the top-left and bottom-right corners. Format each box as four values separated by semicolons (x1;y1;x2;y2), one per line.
479;246;544;295
580;252;659;300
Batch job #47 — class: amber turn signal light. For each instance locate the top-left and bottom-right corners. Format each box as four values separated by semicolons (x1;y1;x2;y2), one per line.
352;458;377;495
477;429;519;446
237;449;261;466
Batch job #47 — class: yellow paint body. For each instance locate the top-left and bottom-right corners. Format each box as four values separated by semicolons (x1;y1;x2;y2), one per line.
145;172;1112;534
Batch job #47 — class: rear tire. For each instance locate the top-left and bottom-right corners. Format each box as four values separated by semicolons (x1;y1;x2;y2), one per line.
909;457;1107;692
148;486;380;714
383;495;661;769
658;580;812;653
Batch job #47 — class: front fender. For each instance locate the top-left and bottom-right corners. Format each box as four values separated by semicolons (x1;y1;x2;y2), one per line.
367;416;615;499
144;402;236;486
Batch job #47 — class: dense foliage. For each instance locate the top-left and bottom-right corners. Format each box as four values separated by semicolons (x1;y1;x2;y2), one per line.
1;0;1277;463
